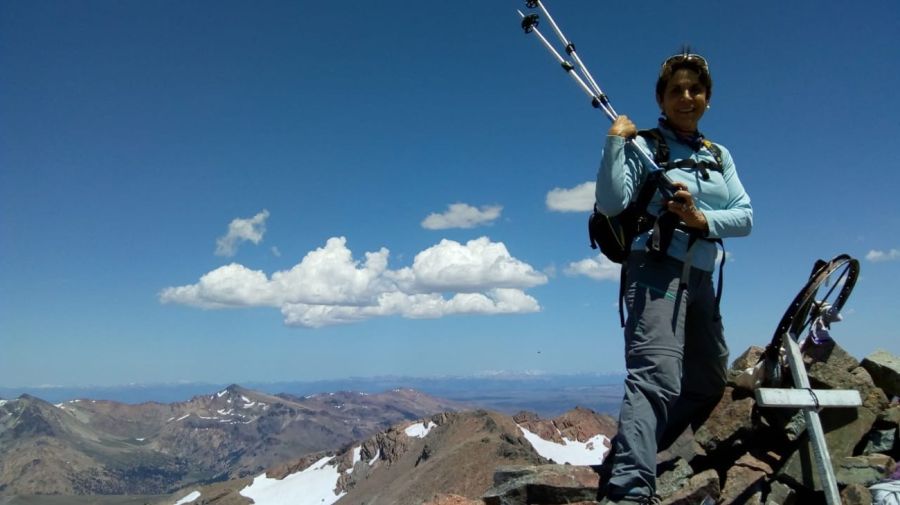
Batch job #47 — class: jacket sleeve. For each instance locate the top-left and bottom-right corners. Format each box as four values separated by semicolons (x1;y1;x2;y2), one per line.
703;145;753;239
595;135;647;215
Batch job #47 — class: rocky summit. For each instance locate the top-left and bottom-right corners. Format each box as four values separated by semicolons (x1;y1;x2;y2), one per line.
3;344;898;504
450;342;900;505
157;343;898;505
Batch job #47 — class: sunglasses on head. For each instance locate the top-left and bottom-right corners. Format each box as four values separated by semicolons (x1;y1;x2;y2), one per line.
660;53;709;75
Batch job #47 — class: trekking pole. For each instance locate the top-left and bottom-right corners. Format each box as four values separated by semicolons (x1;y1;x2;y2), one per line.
518;2;682;201
522;0;616;118
518;10;616;122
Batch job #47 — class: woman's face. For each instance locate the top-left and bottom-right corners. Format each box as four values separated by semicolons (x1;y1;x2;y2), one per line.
657;68;709;134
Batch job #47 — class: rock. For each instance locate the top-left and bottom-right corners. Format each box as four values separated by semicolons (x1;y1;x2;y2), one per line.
881;404;900;426
776;353;887;491
720;464;766;504
840;483;873;505
863;428;897;455
728;346;767;393
807;362;889;415
658;427;705;466
836;454;896;486
660;469;719;505
552;406;618;444
719;453;775;505
779;406;877;491
862;350;900;398
483;465;598;505
656;457;693;498
693;387;755;454
802;340;860;373
765;480;796;505
731;346;767;371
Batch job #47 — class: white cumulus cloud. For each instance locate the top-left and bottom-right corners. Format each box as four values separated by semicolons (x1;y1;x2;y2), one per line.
546;181;595;212
161;236;547;328
215;210;270;257
421;203;502;230
564;254;621;282
866;249;900;263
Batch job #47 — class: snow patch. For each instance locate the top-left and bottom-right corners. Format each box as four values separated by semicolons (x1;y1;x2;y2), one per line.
404;421;436;438
517;425;609;466
352;446;362;466
217;389;228;398
241;395;251;403
176;414;190;421
135;438;145;442
173;490;201;505
239;456;345;505
368;449;380;465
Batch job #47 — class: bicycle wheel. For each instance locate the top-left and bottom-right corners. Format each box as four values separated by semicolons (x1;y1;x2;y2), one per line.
761;254;860;385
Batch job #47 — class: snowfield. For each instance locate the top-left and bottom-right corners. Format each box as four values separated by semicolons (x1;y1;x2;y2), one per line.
239;456;346;505
517;425;609;466
404;420;436;438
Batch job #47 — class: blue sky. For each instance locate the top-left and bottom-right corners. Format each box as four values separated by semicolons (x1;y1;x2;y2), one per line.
2;0;899;388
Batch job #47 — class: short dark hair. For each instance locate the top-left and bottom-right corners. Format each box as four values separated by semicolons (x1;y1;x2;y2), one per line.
655;51;713;101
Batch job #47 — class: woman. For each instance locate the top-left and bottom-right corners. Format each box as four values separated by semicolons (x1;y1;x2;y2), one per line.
594;52;753;505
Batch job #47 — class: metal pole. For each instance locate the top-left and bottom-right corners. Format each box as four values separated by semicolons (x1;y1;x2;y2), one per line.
784;335;842;505
517;5;681;201
529;0;616;117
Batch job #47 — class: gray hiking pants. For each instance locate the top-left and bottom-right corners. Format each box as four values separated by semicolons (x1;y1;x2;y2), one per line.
606;251;729;500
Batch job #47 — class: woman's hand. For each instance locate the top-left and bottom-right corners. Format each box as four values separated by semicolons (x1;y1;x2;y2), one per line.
608;115;637;139
666;183;709;234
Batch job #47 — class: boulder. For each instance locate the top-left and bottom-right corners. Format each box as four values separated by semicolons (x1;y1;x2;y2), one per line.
862;428;897;455
765;480;796;505
778;406;877;491
778;356;886;491
656;457;693;498
836;454;896;486
483;465;598;505
803;339;860;373
693;387;756;454
862;350;900;398
840;483;873;505
720;463;767;504
660;469;719;505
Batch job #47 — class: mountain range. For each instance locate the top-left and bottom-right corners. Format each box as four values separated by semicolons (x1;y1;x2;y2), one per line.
0;385;461;495
0;373;626;418
157;406;617;505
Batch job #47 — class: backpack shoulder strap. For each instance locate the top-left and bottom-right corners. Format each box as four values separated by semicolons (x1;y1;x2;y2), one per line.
636;128;669;166
703;139;724;167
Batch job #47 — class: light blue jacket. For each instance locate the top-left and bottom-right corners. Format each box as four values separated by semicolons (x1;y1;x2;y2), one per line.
595;125;753;272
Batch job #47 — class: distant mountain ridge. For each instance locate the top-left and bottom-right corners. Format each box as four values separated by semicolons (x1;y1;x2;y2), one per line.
0;385;461;495
0;373;625;418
